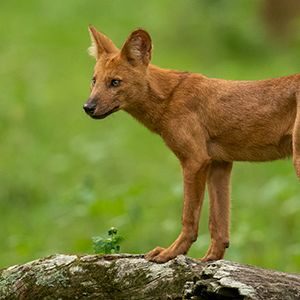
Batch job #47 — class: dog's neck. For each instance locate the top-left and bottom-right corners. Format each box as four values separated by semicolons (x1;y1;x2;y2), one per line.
147;65;191;100
124;65;191;134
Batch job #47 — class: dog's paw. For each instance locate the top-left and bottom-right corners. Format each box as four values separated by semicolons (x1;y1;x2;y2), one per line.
145;247;175;263
200;249;225;262
144;246;165;260
199;254;219;262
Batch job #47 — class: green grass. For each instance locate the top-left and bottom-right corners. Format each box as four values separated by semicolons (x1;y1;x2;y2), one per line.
0;0;300;272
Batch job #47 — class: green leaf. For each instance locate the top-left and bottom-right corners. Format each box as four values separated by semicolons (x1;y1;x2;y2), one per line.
92;227;123;254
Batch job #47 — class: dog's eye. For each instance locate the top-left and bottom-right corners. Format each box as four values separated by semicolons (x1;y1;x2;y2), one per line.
110;79;121;87
91;77;96;86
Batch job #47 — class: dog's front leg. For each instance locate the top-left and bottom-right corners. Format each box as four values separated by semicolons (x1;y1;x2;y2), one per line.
145;159;210;263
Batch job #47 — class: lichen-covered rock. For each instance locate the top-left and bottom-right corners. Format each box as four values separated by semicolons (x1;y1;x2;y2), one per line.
0;254;299;299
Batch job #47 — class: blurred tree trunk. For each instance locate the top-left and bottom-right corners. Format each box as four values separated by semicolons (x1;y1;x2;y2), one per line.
1;254;300;299
262;0;300;40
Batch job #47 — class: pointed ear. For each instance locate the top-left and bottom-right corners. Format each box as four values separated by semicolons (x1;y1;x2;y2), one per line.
120;29;152;66
88;26;118;60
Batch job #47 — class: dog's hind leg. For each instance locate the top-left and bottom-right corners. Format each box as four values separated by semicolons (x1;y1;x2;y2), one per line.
201;160;233;261
293;95;300;178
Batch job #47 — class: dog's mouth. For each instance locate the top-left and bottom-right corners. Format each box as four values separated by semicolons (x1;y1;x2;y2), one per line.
90;106;120;120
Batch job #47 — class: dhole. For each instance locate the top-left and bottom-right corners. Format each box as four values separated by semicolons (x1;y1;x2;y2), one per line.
83;26;300;263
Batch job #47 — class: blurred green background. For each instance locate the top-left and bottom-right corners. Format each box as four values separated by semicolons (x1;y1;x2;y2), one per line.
1;0;300;272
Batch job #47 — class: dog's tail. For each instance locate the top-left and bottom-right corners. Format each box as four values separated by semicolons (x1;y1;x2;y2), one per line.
293;94;300;178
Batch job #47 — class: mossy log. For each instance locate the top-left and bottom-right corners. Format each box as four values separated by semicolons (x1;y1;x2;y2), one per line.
0;254;300;299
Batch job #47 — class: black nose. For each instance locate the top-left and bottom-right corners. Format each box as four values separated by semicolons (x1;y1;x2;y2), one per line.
83;102;96;114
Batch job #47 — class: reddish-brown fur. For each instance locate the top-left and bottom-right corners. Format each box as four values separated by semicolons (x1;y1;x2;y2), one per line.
84;26;300;263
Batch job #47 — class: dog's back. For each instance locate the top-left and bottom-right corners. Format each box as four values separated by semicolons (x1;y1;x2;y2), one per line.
168;73;299;162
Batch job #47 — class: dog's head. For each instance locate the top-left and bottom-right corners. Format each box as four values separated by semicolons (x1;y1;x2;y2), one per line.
83;26;152;119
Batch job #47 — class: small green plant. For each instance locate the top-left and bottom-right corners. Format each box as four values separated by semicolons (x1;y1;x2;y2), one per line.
92;227;123;254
